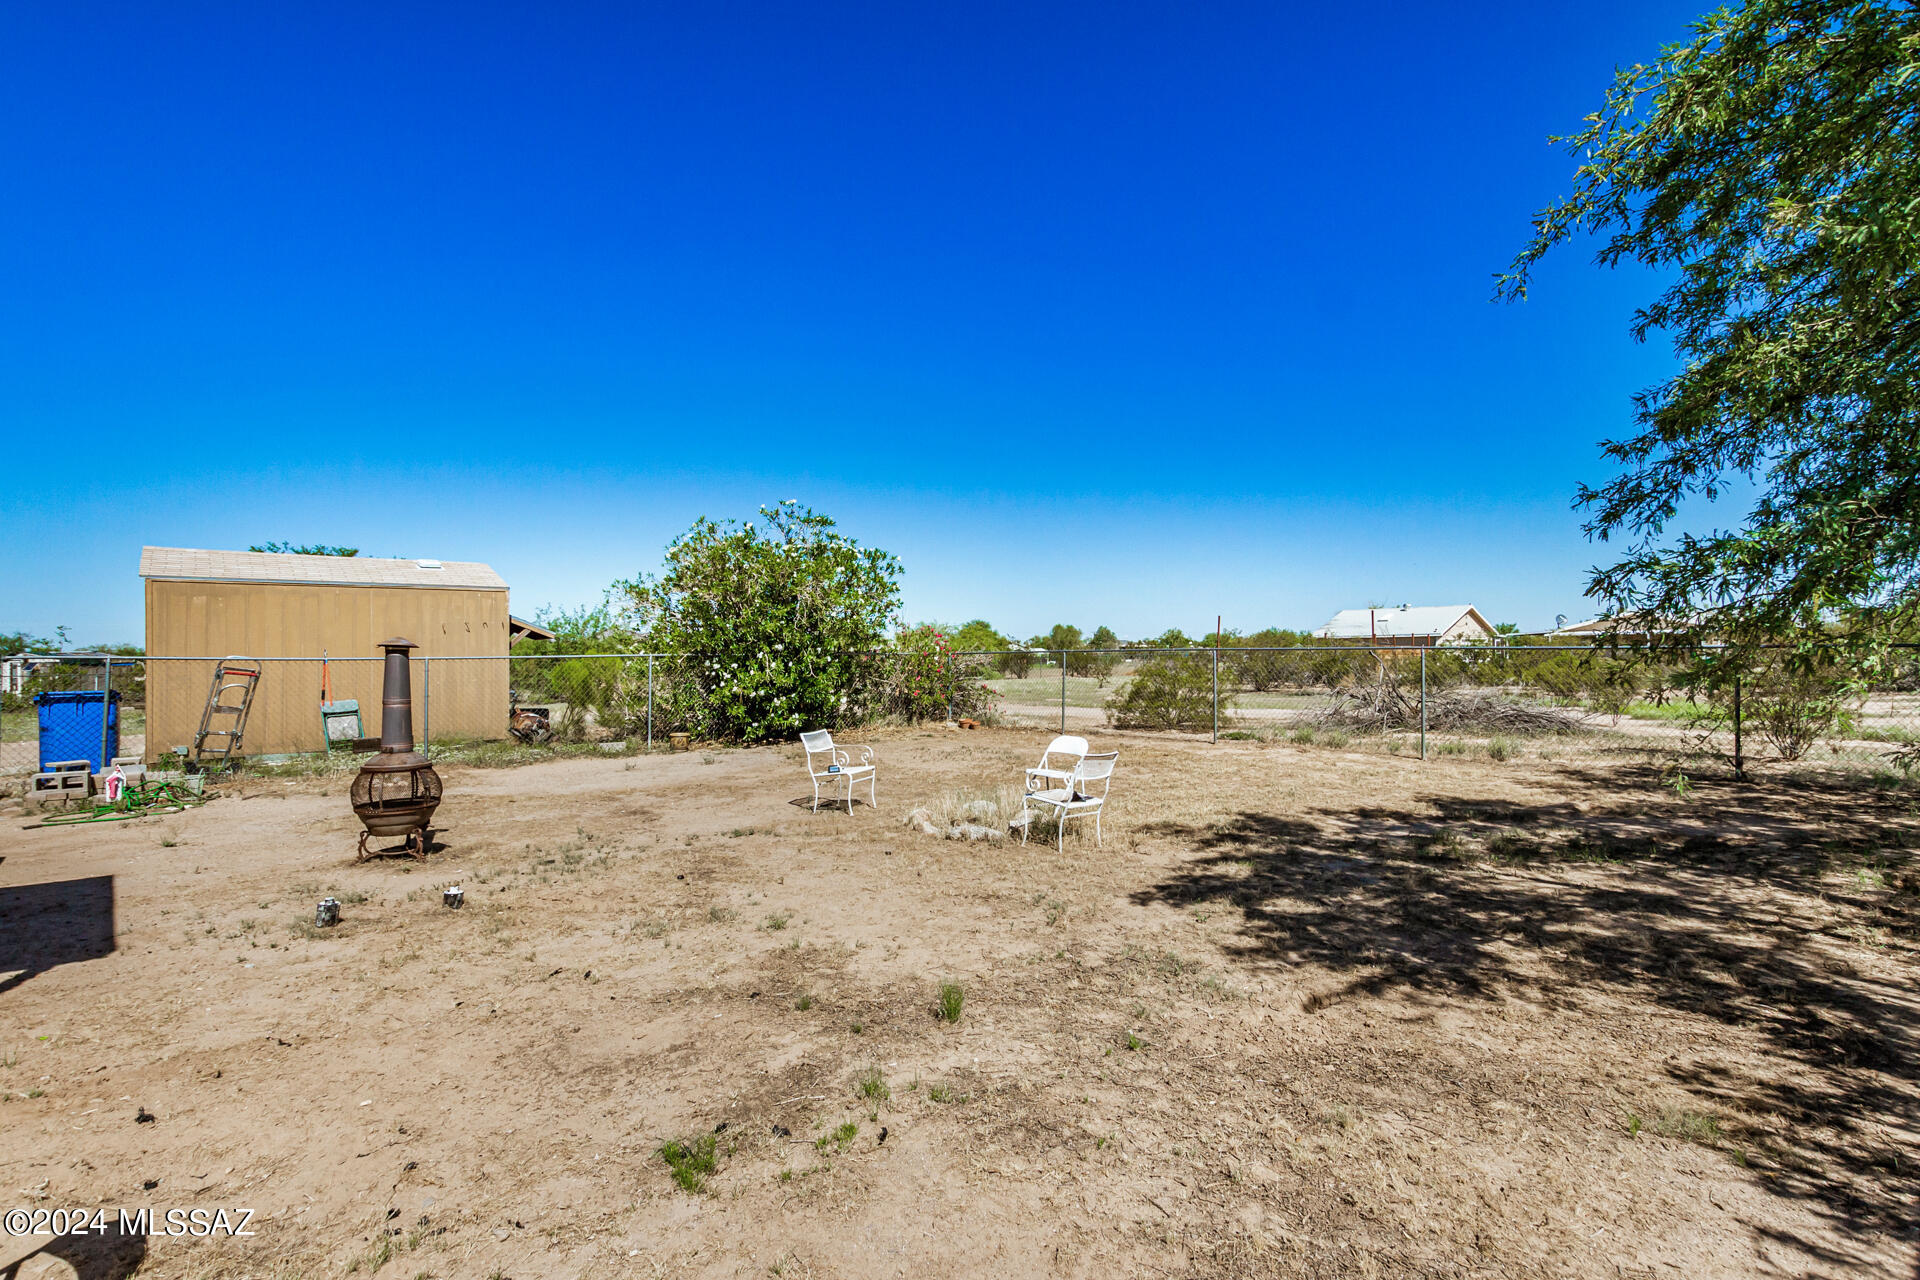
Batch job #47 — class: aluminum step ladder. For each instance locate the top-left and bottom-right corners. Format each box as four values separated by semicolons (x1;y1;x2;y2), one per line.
191;657;262;767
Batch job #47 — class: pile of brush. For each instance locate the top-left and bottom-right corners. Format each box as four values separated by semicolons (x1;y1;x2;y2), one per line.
1316;676;1588;736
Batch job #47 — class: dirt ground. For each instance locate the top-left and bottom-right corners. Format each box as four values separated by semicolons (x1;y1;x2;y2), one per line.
3;728;1918;1279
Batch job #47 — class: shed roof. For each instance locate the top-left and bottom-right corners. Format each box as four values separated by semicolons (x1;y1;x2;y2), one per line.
1314;605;1493;639
140;546;506;591
509;615;556;641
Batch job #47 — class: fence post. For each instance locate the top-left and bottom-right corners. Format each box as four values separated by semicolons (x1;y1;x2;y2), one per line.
1732;674;1745;781
1211;646;1220;744
1420;648;1427;760
646;654;654;749
422;656;431;759
1059;652;1067;733
100;655;112;771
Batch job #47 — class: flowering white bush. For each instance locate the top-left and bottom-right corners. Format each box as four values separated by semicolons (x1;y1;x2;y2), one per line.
613;503;900;743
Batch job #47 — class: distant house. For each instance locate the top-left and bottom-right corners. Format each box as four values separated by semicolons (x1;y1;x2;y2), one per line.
1313;605;1498;647
1551;613;1689;638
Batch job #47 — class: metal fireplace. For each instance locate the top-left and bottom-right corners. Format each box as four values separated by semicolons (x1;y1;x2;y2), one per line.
350;638;442;859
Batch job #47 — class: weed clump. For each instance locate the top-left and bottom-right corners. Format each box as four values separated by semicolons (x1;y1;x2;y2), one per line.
815;1121;858;1154
659;1133;719;1192
856;1067;890;1101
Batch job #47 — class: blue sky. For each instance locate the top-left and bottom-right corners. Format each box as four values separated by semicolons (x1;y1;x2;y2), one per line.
1;1;1709;647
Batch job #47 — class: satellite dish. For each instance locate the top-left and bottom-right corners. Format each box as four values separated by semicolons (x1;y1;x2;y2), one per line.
1555;614;1568;630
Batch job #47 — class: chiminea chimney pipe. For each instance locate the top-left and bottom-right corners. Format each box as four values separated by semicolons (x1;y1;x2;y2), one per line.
379;638;418;753
352;636;441;860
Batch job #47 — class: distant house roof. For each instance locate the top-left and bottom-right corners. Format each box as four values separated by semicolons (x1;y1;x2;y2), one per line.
1551;612;1694;637
508;615;555;642
1551;617;1611;635
139;546;506;591
1314;605;1496;641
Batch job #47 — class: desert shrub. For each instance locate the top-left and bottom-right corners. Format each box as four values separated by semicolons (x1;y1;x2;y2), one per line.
1279;646;1383;691
612;503;899;743
996;649;1035;679
1106;654;1222;730
880;626;996;722
1710;653;1860;762
1221;629;1315;691
1510;649;1648;714
1225;646;1280;692
584;659;664;738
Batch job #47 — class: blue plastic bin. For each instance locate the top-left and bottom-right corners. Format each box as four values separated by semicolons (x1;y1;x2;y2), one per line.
34;690;120;772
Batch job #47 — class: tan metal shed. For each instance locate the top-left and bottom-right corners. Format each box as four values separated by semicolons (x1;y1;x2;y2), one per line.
141;547;511;760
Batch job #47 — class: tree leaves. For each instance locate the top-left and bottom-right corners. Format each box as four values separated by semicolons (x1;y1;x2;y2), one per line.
1504;0;1920;672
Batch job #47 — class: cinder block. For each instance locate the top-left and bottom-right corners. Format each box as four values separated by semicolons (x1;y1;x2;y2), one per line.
33;770;91;798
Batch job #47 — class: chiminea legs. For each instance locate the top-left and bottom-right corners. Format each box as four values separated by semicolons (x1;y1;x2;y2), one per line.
357;828;431;861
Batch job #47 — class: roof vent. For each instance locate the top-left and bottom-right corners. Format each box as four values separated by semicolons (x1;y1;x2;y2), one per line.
416;559;443;570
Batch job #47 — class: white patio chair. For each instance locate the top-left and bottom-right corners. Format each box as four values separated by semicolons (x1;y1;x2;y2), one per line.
1021;751;1116;850
800;729;876;814
1024;734;1089;795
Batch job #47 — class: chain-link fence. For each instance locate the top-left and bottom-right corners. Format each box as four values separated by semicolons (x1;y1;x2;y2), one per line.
981;645;1920;778
1;655;145;776
6;645;1917;780
0;649;994;772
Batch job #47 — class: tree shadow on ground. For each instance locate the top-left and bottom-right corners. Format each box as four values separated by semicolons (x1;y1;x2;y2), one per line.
3;1219;147;1280
1132;766;1920;1256
0;875;116;996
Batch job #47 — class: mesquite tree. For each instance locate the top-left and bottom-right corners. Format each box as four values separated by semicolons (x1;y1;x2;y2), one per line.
1503;0;1920;684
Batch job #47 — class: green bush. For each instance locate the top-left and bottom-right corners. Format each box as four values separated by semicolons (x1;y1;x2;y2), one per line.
1511;649;1647;713
1711;653;1860;762
1221;629;1316;691
881;626;996;723
612;503;900;743
1105;654;1221;730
